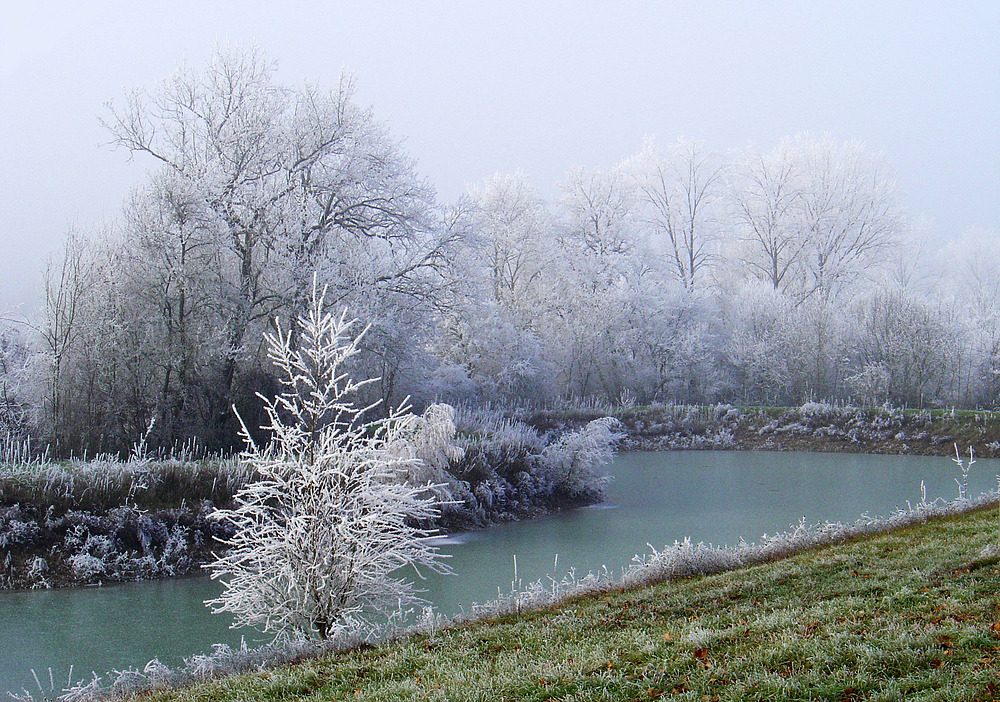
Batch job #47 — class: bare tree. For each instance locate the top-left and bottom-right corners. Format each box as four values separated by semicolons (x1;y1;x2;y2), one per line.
39;230;100;445
791;133;905;302
468;171;550;308
629;137;727;290
851;287;957;406
559;164;638;258
119;172;228;442
730;141;804;292
100;45;453;442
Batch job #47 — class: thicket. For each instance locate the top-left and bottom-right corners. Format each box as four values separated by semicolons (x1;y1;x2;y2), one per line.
525;401;1000;457
0;459;244;588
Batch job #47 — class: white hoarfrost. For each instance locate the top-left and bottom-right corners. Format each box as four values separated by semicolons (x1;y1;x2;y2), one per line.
205;284;454;642
542;417;623;498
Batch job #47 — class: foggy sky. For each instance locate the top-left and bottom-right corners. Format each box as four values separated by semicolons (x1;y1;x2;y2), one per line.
2;0;997;312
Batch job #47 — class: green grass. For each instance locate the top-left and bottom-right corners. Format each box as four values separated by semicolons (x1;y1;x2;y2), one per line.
142;507;1000;701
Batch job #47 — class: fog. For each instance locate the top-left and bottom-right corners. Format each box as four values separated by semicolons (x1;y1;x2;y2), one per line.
2;0;997;310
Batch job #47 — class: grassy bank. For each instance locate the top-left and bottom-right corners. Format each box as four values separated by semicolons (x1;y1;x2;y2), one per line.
127;506;1000;702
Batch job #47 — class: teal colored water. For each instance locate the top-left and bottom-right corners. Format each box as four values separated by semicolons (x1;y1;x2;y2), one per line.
2;450;996;695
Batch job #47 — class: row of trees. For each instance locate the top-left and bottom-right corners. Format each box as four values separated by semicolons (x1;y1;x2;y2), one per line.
3;47;998;453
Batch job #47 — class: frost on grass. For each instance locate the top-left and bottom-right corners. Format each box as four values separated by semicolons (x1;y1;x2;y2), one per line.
204;283;455;643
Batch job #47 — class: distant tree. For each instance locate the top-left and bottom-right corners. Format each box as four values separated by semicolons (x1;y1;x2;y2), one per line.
206;285;454;642
559;164;639;258
722;280;803;405
790;133;905;302
554;164;648;400
730;141;804;293
628;137;727;290
730;135;904;304
117;172;229;444
104;46;288;374
850;287;957;407
935;228;1000;405
433;173;559;401
469;172;550;309
103;46;451;443
0;322;31;445
32;44;466;452
37;230;103;447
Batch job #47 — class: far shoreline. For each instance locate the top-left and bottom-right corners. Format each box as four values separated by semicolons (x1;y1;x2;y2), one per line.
4;402;998;591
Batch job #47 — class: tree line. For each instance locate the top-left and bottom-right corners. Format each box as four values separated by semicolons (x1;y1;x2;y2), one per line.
2;46;997;454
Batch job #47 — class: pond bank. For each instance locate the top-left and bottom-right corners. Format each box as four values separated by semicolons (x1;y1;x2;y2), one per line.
527;402;1000;457
0;412;616;590
4;402;997;591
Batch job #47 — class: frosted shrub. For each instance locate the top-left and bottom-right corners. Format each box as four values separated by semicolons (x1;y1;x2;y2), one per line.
387;402;465;498
161;524;190;565
846;363;890;406
206;284;452;642
68;552;106;580
26;556;48;587
0;508;42;549
542;417;622;499
454;406;548;452
953;444;974;501
625;538;743;585
798;401;837;419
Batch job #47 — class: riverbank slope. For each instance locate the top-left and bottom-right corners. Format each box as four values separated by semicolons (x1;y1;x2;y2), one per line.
134;505;1000;701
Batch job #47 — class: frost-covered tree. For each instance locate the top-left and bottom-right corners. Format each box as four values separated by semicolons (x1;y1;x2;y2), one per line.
850;287;961;407
466;171;550;309
116;173;230;443
206;285;453;642
729;141;804;293
722;280;804;405
628;137;727;290
560;164;639;258
790;133;905;302
37;230;100;444
102;45;452;443
542;417;622;500
937;228;1000;405
432;174;558;402
0;322;31;445
729;135;904;304
554;164;649;400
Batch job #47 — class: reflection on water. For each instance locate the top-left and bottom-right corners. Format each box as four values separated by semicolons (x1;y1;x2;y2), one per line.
2;450;996;694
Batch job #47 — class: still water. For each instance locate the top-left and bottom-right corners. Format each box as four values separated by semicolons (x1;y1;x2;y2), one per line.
2;450;997;695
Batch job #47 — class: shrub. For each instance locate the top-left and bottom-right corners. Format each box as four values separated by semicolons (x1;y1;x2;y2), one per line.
205;284;453;642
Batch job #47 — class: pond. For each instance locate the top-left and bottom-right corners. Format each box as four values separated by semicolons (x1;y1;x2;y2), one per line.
2;450;996;696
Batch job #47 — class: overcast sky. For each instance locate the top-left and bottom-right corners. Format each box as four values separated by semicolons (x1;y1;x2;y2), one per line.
2;0;997;312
